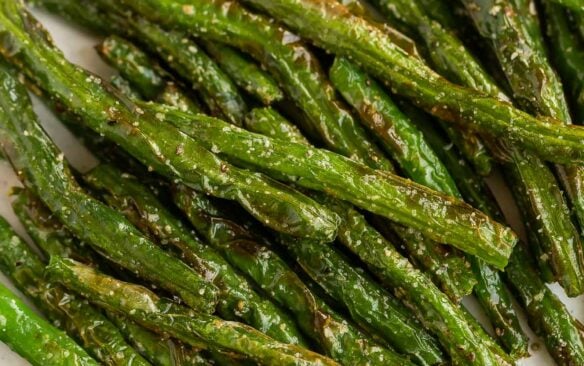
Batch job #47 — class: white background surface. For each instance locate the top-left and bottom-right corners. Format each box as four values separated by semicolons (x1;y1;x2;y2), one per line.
0;7;581;366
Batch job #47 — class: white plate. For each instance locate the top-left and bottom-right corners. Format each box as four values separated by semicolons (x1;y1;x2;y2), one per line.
0;7;580;366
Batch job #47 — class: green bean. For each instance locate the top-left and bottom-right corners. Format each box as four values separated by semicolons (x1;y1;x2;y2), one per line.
0;218;99;366
157;105;518;269
47;257;340;366
543;2;584;124
0;281;98;366
506;245;584;366
402;104;503;219
96;35;167;100
263;54;525;354
201;41;284;105
336;0;422;58
462;0;584;296
244;107;310;145
108;316;213;366
98;35;202;114
123;16;248;125
330;57;458;196
366;0;582;298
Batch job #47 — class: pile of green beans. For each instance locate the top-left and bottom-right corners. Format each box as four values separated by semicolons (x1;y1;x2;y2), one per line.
0;0;584;365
